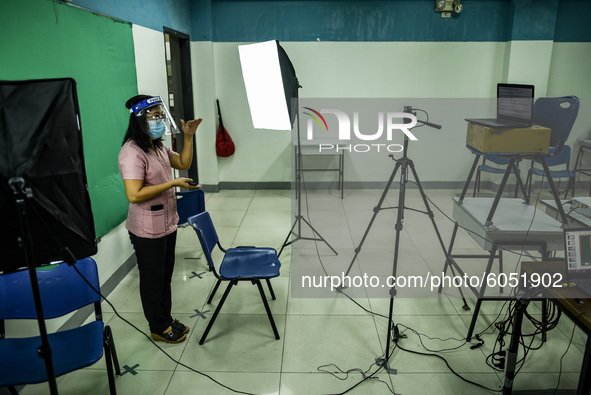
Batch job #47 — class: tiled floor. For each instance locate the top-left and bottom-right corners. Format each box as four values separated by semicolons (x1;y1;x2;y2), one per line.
16;186;589;394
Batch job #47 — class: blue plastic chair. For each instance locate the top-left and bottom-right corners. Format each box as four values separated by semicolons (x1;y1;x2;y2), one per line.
176;189;205;226
526;145;575;198
524;96;579;198
0;257;120;394
188;211;281;345
473;152;520;197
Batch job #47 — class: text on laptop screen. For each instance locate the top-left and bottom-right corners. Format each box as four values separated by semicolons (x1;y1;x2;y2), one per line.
565;229;591;274
497;85;534;121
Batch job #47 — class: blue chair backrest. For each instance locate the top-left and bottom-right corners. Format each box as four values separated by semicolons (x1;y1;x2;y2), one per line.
176;189;205;225
483;153;510;165
0;257;100;320
546;144;572;167
188;212;219;269
533;96;579;147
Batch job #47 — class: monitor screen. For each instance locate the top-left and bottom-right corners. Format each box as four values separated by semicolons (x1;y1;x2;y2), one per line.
497;83;534;124
564;228;591;274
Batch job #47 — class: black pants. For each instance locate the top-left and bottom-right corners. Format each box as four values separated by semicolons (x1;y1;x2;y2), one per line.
129;231;177;334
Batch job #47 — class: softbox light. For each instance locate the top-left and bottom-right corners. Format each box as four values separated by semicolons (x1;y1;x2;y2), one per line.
0;78;97;272
238;40;299;130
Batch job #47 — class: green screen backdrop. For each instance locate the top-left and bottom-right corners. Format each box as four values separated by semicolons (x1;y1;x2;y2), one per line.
1;0;138;238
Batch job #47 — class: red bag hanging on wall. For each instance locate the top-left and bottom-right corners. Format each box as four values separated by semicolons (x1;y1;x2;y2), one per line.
216;99;235;157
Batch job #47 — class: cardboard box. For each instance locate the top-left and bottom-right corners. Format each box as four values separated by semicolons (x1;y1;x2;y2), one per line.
466;123;551;153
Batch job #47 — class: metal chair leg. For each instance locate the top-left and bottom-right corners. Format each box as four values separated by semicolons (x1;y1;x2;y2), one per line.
565;175;575;199
106;326;120;375
473;168;481;197
207;279;222;304
265;279;276;300
525;168;533;199
200;281;235;345
103;326;118;394
255;280;280;340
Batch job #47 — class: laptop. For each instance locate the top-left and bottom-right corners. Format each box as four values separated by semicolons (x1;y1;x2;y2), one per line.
465;83;535;129
563;228;591;298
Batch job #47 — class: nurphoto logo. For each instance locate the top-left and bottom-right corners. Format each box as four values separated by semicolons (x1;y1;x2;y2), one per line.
303;107;418;153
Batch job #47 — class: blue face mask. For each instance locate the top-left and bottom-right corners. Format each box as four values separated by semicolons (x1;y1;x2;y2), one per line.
147;119;166;139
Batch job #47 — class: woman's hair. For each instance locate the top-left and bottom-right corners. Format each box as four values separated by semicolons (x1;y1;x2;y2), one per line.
122;94;164;152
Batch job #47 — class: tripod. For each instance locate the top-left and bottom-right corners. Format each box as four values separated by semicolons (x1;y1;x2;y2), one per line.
338;108;468;367
278;109;338;257
9;178;59;394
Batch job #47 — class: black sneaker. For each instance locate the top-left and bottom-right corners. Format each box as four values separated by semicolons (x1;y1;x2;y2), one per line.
171;319;189;335
151;328;186;343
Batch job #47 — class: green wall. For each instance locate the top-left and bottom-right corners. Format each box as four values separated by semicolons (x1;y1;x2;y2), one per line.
1;0;138;237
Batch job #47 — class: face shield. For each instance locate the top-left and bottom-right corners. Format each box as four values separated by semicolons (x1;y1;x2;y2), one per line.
129;96;180;139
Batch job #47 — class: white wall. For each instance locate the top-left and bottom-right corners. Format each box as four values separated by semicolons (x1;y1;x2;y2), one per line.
87;37;591;296
191;41;220;186
133;25;169;99
190;40;590;187
548;42;591;146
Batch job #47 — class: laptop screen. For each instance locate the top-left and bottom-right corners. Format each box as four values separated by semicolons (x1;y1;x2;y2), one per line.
564;228;591;275
497;83;534;124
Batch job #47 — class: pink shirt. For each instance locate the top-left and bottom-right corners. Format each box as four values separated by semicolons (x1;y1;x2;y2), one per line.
118;141;179;238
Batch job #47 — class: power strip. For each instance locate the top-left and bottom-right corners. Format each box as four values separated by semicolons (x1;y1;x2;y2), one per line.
571;197;591;218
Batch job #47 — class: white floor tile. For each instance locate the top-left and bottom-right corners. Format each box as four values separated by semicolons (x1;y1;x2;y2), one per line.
16;188;590;395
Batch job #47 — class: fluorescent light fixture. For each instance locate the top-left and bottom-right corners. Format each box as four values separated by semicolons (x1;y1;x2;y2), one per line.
239;40;295;131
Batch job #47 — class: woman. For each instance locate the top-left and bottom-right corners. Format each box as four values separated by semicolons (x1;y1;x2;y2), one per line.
118;94;202;343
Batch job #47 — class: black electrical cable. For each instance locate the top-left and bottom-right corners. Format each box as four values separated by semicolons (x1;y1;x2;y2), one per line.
393;335;502;393
71;264;257;395
480;284;564;377
300;164;401;395
553;320;577;394
318;361;397;395
304;180;512;393
417;172;558;380
298;125;561;394
553;311;591;394
394;181;556;386
322;340;401;395
330;278;506;394
25;197;258;395
397;323;467;353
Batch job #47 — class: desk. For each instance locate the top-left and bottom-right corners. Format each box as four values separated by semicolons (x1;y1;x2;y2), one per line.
295;141;344;199
541;199;591;228
441;144;568;341
503;261;591;394
453;197;564;252
443;197;564;340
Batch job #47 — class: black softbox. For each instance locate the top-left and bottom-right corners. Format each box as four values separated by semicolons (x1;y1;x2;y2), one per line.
0;78;97;272
276;41;299;129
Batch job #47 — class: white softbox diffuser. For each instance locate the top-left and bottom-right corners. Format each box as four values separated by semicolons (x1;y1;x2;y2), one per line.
239;40;298;131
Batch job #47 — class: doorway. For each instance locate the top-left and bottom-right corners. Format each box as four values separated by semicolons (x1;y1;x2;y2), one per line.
164;27;198;182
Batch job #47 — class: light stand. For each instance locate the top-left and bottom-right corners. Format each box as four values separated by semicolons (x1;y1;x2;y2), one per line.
337;107;468;368
278;104;338;257
1;78;97;394
237;40;337;257
9;177;58;394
